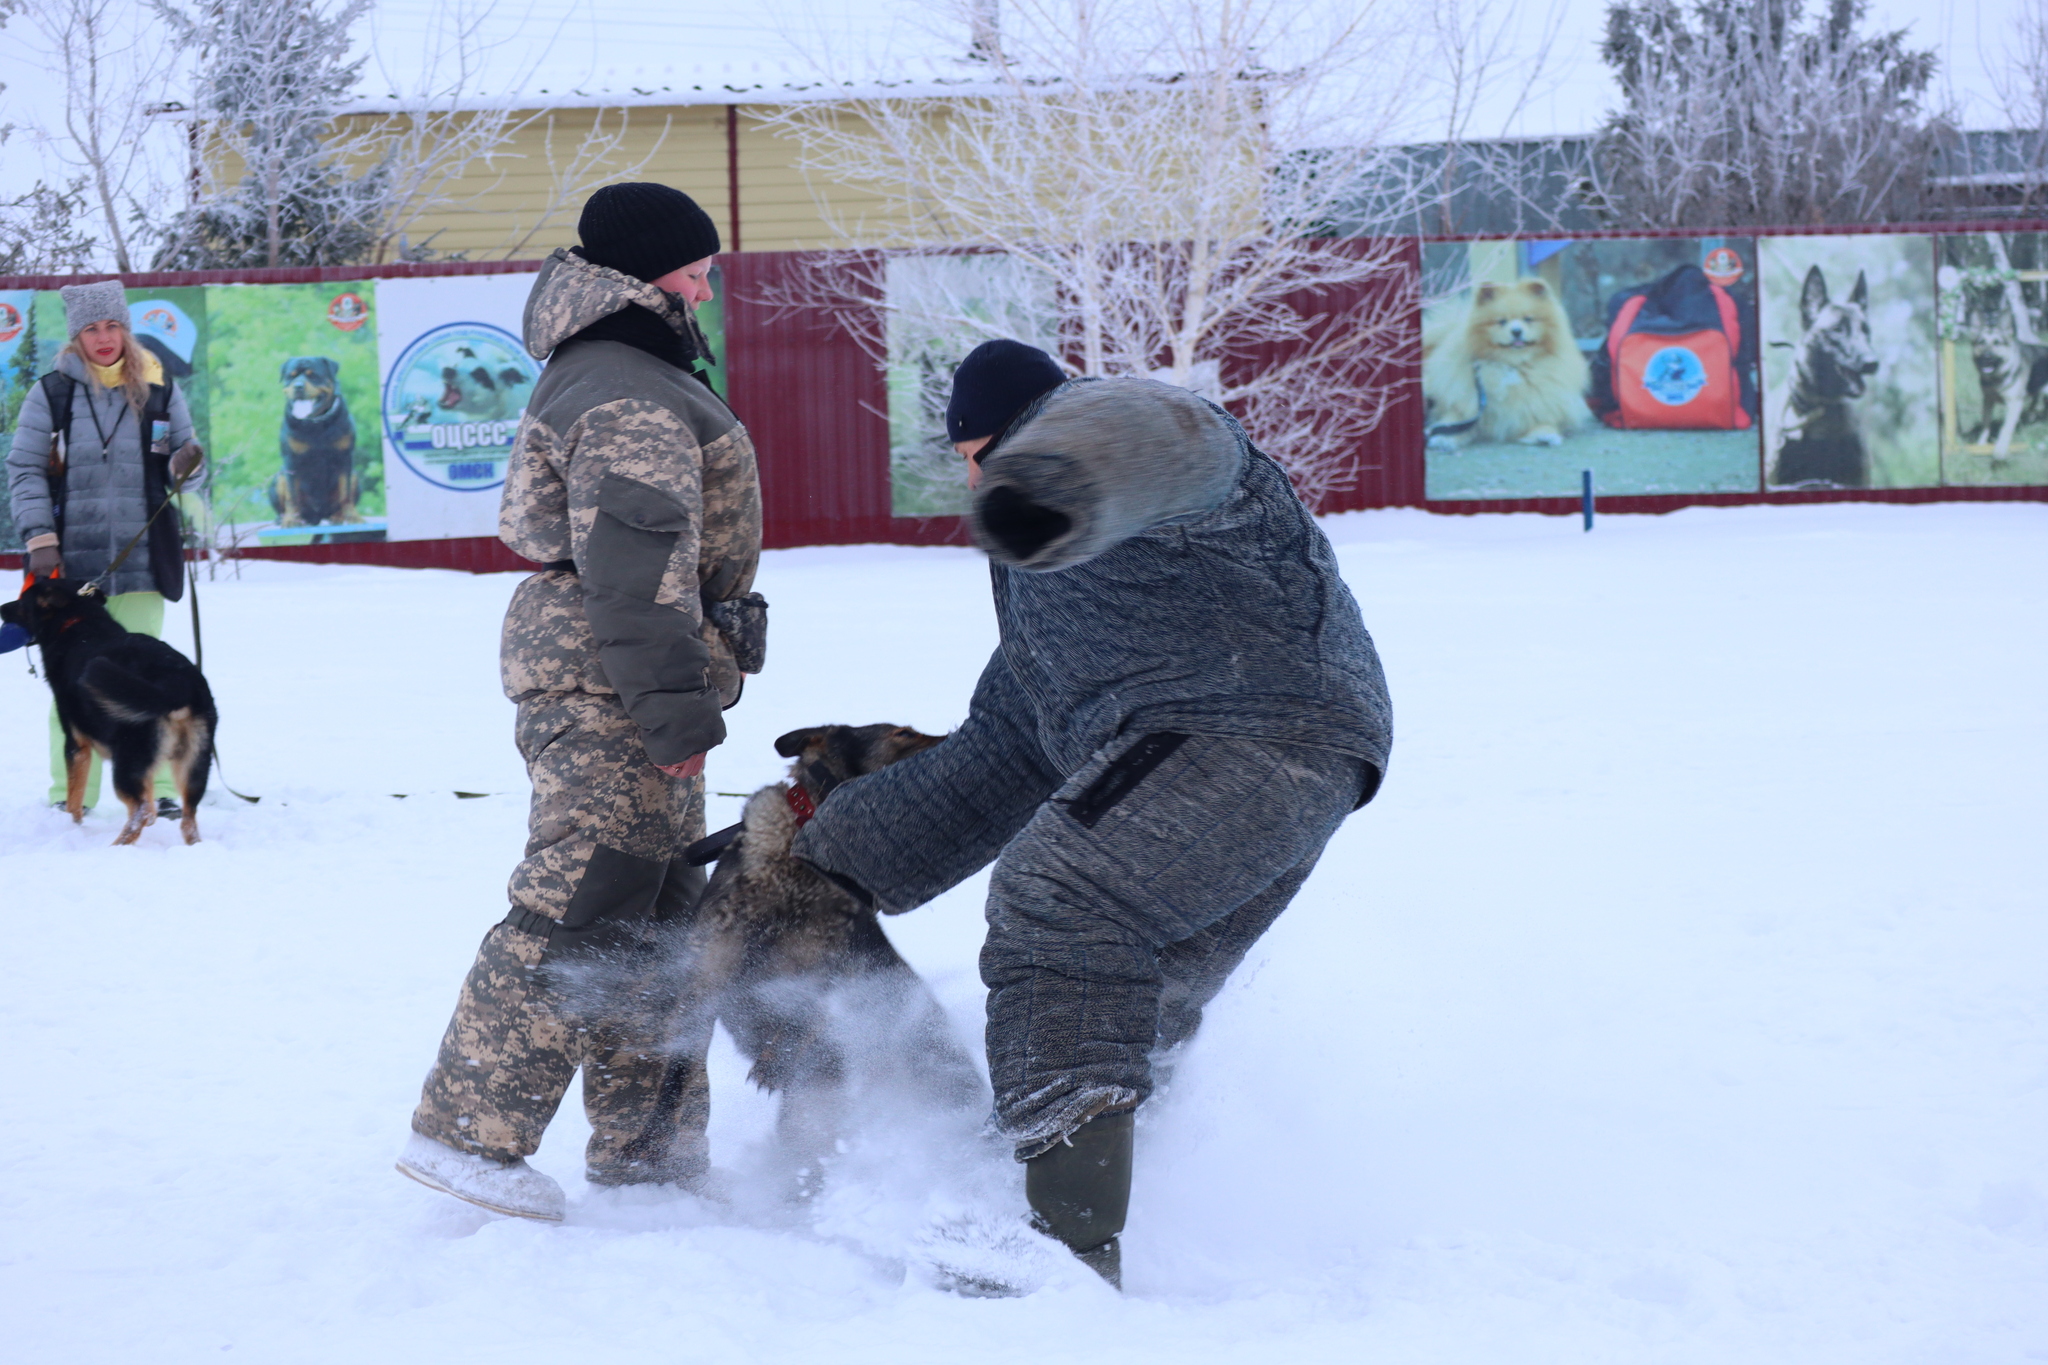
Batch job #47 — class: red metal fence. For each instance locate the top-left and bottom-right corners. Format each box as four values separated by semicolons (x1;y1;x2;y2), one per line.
6;221;2044;575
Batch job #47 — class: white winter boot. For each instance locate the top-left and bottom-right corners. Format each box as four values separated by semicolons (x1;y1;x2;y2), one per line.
395;1132;566;1222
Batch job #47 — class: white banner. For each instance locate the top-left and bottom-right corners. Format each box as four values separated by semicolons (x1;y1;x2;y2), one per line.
377;273;541;542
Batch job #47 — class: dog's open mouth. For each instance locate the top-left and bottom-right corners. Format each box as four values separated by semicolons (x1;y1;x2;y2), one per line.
440;382;464;410
290;399;319;419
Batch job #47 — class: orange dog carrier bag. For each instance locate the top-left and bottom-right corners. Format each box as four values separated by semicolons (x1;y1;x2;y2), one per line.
1589;264;1757;431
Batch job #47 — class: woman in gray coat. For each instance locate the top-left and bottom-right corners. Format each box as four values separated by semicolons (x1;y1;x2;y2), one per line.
6;279;203;811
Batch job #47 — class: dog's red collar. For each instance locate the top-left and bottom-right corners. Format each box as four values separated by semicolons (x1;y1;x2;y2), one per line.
785;784;817;826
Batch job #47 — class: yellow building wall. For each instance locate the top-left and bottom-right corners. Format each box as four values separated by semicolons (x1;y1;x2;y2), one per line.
341;103;902;260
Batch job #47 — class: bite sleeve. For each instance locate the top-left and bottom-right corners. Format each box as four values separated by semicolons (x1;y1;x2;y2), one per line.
971;378;1241;571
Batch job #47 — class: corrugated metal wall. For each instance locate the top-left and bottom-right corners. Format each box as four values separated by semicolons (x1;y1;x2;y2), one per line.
723;252;969;550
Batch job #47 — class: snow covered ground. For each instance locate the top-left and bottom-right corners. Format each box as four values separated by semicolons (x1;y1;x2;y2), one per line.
3;502;2044;1363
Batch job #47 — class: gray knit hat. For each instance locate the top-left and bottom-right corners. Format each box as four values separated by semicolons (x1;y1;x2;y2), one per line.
60;280;128;338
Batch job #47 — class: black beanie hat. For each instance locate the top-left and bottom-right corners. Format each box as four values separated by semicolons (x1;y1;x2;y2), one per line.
578;182;721;284
945;340;1068;443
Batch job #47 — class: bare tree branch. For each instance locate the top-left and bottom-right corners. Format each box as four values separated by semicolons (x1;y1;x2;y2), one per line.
756;0;1416;502
18;0;183;271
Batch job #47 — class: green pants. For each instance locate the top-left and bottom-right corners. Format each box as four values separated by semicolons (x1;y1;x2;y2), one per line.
48;590;179;806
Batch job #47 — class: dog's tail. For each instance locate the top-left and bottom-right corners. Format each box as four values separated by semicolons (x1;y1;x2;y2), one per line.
82;656;187;723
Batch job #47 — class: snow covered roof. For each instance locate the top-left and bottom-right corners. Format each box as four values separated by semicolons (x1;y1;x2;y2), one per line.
347;0;1004;112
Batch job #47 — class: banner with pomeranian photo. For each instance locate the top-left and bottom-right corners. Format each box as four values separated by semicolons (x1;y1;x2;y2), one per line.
1757;235;1940;490
1421;237;1764;500
1935;231;2048;487
203;280;383;546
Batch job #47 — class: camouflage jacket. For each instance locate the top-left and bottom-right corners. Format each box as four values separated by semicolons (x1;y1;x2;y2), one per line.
499;248;763;767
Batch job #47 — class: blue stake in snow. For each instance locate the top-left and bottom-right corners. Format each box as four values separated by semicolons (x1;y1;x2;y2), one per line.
1581;469;1595;532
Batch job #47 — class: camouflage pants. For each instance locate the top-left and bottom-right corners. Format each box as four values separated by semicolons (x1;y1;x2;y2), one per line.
412;691;710;1184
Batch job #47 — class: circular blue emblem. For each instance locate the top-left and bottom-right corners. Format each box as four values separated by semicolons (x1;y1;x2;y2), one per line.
1642;345;1708;407
382;321;539;491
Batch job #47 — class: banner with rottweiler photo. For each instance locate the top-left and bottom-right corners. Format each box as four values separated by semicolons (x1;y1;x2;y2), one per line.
203;281;384;545
1936;231;2048;488
1758;235;1940;490
1422;237;1764;500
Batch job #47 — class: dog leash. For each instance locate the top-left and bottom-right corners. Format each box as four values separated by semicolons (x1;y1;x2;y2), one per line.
84;466;193;596
183;555;260;804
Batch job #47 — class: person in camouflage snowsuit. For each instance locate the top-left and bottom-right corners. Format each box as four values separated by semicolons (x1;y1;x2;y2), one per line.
401;184;763;1220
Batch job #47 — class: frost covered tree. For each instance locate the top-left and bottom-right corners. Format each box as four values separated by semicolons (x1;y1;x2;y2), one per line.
762;0;1416;507
152;0;679;267
0;181;102;274
150;0;383;267
1973;2;2048;218
1590;0;1951;227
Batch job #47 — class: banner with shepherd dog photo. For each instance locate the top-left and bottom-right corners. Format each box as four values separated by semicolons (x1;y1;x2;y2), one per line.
1421;237;1764;500
1936;231;2048;488
1757;235;1940;491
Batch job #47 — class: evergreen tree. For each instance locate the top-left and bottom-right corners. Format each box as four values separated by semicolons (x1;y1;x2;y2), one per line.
1593;0;1949;227
151;0;385;268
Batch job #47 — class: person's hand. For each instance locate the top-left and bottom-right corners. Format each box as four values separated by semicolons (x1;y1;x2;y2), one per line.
170;442;204;480
27;545;61;578
656;753;706;779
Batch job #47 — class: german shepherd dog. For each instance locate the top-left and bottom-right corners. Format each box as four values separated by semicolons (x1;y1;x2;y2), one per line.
270;356;361;526
677;724;982;1179
2;580;215;845
1958;236;2048;462
1770;266;1881;488
1968;338;2048;463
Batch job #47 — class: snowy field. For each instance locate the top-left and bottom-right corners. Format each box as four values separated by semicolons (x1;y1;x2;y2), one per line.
3;502;2045;1363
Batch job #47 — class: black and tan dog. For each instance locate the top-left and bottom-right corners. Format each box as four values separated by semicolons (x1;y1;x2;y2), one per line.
677;724;982;1174
270;356;361;527
1770;265;1882;488
3;579;215;845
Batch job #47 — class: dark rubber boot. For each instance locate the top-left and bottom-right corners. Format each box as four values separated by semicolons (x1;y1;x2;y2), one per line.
1025;1108;1133;1289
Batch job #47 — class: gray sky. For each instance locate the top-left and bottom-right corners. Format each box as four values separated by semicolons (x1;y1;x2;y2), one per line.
0;0;2034;209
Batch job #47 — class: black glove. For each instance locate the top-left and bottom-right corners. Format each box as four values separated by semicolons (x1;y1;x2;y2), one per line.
703;591;768;674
